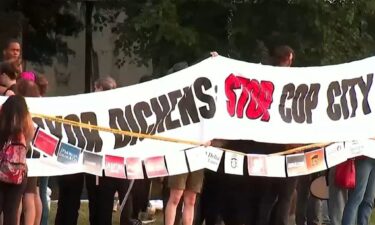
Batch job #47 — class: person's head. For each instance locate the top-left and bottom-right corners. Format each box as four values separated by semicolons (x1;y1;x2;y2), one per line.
94;76;117;92
311;154;319;166
0;95;34;147
19;71;36;82
271;45;294;67
35;74;48;96
16;78;40;97
0;61;18;79
3;39;21;61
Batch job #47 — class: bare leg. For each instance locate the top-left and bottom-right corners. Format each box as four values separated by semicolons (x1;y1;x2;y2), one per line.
182;190;197;225
34;188;42;225
165;189;184;225
22;193;36;225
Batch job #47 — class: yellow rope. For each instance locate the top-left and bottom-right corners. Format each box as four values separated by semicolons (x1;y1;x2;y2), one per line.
31;113;331;156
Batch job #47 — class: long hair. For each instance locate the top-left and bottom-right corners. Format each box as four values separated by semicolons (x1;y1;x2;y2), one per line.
0;95;34;149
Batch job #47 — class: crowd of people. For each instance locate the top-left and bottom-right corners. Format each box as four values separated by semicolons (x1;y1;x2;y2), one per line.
0;38;374;225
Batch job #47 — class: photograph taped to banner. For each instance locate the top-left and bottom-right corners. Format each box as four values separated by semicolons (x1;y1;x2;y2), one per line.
266;155;286;177
186;147;206;172
57;142;81;165
224;151;244;175
144;156;169;178
205;147;223;172
286;153;307;177
104;155;126;179
247;154;268;176
165;151;189;176
325;142;347;168
305;148;327;174
125;157;144;179
82;151;103;176
33;128;60;157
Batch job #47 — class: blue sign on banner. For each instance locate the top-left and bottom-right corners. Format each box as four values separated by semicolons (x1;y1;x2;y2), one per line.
57;142;81;164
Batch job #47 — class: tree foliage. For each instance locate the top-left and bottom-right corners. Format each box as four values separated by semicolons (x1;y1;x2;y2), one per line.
110;0;375;75
0;0;83;65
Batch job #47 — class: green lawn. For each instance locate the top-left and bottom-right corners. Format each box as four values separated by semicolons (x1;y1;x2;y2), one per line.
48;201;375;225
48;202;163;225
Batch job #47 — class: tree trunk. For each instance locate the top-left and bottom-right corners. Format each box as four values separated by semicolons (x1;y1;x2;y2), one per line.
84;1;94;93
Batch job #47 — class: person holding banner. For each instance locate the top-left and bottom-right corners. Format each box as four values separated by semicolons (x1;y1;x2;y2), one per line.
0;95;35;225
55;76;119;225
256;45;298;225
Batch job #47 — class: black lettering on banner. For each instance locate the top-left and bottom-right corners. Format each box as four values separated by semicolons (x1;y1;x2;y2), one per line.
279;83;321;123
81;112;103;152
150;95;171;134
108;108;131;149
63;114;79;146
305;84;320;124
45;116;63;138
292;84;308;123
327;74;373;121
178;87;200;126
358;73;373;115
68;114;86;149
194;77;216;119
341;78;360;119
165;90;182;130
327;81;342;121
32;117;45;129
279;83;295;123
134;101;154;141
125;105;140;146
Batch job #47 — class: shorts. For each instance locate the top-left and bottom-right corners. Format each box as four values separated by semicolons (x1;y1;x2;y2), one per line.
24;177;38;194
168;170;204;193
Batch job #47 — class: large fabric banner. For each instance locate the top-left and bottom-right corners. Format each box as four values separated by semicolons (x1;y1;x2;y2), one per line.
2;55;375;176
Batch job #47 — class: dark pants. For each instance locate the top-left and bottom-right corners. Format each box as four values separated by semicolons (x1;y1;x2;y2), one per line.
55;173;83;225
0;179;27;225
296;175;323;225
96;176;132;225
39;176;49;225
257;177;297;225
55;173;99;225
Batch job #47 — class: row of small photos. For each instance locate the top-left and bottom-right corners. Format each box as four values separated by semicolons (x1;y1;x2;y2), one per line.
31;127;375;179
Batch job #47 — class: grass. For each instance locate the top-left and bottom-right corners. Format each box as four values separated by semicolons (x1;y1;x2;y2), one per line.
48;201;375;225
48;201;163;225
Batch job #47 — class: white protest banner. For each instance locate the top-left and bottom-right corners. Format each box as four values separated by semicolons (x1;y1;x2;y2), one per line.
224;152;244;175
363;139;375;159
2;55;374;177
325;142;347;168
165;151;189;176
205;147;223;172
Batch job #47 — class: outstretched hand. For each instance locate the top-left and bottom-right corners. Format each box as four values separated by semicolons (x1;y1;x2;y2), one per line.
210;51;219;57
